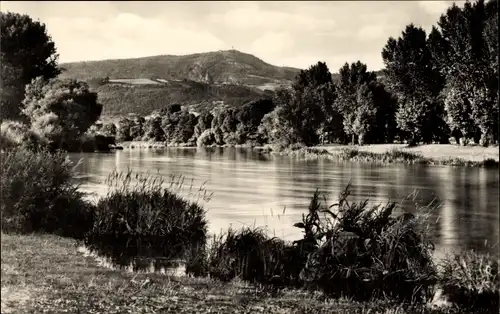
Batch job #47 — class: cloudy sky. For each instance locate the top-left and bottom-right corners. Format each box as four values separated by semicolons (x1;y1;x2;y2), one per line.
1;1;461;71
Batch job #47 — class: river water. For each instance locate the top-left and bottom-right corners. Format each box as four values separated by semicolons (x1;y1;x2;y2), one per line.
70;147;499;258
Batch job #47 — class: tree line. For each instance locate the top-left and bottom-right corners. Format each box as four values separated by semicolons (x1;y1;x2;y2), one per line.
1;0;498;151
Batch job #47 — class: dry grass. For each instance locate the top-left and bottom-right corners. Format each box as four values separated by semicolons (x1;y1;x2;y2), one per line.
271;144;498;167
439;250;499;311
1;233;466;314
319;144;499;163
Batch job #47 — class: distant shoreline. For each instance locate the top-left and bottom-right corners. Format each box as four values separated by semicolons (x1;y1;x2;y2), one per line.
112;142;499;168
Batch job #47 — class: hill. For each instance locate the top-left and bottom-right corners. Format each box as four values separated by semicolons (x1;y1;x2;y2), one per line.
59;50;302;116
60;50;300;89
59;50;386;116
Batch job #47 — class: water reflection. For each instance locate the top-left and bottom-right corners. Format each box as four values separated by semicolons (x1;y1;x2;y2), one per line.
70;148;499;257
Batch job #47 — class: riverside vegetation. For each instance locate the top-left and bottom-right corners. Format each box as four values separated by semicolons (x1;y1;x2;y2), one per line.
1;146;499;313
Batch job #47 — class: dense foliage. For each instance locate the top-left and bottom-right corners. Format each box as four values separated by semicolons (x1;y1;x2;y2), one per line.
0;147;93;238
0;12;60;120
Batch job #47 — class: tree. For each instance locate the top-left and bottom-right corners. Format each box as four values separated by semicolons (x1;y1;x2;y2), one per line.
0;60;24;120
143;116;165;141
236;98;275;142
367;81;399;144
335;62;378;145
100;122;117;138
382;24;446;145
174;111;197;144
0;12;61;120
192;111;214;141
22;78;102;149
265;86;324;147
292;61;333;92
116;118;133;142
430;0;498;145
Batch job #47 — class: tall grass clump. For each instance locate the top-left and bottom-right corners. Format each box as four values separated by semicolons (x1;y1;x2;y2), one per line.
206;227;305;287
439;250;499;311
0;147;93;239
297;185;437;303
85;170;209;274
337;148;426;164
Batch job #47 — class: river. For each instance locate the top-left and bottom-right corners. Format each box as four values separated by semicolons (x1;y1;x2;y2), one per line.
70;147;499;258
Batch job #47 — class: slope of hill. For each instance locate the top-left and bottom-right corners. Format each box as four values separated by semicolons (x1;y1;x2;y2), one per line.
94;79;268;116
60;50;300;88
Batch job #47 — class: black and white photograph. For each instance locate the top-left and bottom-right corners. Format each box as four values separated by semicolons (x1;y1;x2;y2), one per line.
0;1;498;313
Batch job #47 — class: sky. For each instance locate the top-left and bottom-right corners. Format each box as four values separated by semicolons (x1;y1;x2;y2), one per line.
1;1;462;71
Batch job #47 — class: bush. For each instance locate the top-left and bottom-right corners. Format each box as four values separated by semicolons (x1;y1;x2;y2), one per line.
197;129;217;147
85;171;209;274
0;120;29;149
297;186;437;303
0;147;94;239
439;250;499;311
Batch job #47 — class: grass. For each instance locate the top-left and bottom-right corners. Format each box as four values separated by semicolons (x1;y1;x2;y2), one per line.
207;227;305;287
271;144;499;168
0;233;470;314
439;250;499;311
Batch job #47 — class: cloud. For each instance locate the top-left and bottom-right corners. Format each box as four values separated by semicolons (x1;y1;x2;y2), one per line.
208;2;336;32
250;32;294;56
356;24;390;41
417;1;457;16
44;13;227;62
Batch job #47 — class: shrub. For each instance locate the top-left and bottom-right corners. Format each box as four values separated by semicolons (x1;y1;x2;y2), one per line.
197;129;217;147
297;186;437;303
0;120;29;149
85;171;209;274
0;147;93;239
439;250;499;311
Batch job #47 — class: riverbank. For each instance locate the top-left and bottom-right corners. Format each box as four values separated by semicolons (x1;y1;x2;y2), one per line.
118;141;260;149
268;144;499;168
115;142;498;167
1;233;463;314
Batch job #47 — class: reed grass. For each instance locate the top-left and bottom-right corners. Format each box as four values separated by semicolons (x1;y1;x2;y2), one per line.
85;170;210;275
271;146;499;168
439;250;499;311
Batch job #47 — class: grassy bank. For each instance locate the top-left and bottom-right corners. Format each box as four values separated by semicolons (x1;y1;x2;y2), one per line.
268;144;499;168
0;233;468;314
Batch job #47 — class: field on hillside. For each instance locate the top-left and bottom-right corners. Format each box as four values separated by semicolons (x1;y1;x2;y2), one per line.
96;80;266;116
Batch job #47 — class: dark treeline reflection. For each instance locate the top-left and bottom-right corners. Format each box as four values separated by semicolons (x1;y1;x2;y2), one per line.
72;148;499;258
